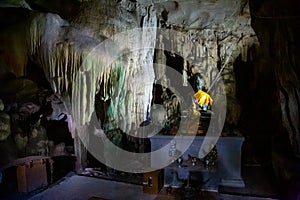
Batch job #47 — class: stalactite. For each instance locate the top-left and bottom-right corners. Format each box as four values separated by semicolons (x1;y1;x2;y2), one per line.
182;60;188;86
29;13;142;140
155;35;166;65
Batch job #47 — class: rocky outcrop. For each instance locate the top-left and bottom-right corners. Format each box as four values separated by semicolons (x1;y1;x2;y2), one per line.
0;0;32;10
25;119;48;156
0;99;10;141
0;78;39;102
0;99;16;166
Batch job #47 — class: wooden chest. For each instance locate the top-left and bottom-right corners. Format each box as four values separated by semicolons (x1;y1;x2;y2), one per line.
16;156;52;193
143;170;163;194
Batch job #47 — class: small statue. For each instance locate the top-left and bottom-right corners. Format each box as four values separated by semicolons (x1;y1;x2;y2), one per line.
203;144;218;169
194;90;213;111
196;75;204;91
177;157;183;167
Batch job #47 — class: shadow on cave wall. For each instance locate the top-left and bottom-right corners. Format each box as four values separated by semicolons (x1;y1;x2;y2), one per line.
234;47;275;165
237;0;300;198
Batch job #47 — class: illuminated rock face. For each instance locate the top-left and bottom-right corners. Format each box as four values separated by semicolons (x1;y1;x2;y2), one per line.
0;0;258;132
154;0;258;128
0;0;258;169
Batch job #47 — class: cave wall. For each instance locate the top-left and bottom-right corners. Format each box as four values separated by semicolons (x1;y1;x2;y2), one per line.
244;0;300;198
248;0;300;157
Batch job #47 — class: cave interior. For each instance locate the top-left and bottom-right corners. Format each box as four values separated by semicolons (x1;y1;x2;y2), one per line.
0;0;299;199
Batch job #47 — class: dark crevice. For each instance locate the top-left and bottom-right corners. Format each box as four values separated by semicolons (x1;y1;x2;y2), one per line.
288;81;300;154
140;16;145;27
278;79;297;153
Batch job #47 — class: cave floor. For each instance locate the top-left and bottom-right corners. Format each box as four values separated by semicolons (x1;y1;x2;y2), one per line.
24;165;279;200
219;164;279;199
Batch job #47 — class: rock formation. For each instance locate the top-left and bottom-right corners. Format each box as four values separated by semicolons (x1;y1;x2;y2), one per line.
0;99;10;141
0;0;257;169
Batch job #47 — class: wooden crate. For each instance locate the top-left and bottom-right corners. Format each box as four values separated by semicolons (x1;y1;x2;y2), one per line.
143;170;163;194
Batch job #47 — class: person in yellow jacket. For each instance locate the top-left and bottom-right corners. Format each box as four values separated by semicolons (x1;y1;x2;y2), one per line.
194;90;213;111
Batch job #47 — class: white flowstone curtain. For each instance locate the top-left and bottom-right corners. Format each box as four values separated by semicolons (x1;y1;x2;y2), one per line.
26;1;157;169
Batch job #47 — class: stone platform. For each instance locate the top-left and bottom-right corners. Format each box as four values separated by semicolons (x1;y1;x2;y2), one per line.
149;135;245;188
